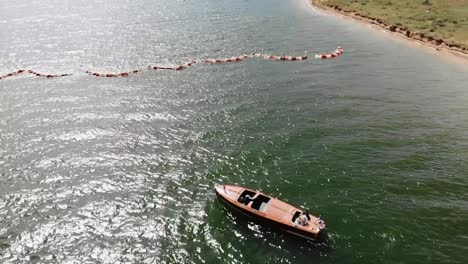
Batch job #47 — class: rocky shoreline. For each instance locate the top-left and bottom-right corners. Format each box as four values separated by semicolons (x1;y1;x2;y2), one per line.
311;0;468;59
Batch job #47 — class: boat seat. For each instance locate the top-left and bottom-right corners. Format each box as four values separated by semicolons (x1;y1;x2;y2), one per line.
250;195;271;210
259;202;268;211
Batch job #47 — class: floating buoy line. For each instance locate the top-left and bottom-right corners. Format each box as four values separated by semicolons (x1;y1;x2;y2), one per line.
0;47;343;81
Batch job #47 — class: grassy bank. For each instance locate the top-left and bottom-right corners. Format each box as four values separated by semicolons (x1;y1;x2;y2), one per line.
313;0;468;50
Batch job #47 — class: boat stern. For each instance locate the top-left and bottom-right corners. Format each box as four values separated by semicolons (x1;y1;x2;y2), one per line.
312;218;328;241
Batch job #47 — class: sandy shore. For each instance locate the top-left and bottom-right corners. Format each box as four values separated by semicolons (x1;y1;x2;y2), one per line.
308;0;468;63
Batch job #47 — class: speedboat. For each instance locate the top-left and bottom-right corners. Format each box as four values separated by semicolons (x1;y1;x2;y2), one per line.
214;184;326;241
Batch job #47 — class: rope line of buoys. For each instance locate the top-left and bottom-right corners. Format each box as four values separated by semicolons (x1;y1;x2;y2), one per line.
0;69;72;80
1;47;343;80
83;60;199;78
28;70;71;78
85;69;142;78
204;55;249;63
149;60;197;71
0;69;26;80
314;47;343;59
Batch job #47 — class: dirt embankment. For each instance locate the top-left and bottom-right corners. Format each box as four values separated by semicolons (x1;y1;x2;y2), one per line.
311;0;468;57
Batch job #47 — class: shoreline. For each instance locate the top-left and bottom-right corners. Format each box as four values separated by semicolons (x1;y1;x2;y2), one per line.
308;0;468;63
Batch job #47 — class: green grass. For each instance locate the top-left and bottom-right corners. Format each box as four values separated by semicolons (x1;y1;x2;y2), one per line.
315;0;468;48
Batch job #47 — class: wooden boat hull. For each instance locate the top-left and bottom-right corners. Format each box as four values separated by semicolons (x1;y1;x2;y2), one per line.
215;185;326;242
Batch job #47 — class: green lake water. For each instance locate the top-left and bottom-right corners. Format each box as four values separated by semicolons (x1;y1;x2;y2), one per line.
1;0;468;263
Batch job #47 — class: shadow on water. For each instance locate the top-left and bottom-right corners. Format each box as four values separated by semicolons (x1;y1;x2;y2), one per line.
213;197;334;259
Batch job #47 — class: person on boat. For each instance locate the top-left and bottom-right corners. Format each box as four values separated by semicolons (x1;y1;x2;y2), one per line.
315;215;325;229
239;194;254;204
296;212;309;226
305;210;311;221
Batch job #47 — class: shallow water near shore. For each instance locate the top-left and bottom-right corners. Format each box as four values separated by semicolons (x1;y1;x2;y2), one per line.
1;0;468;263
